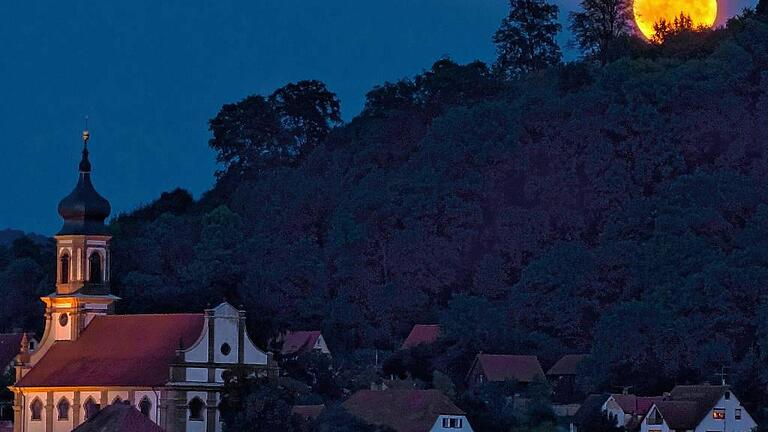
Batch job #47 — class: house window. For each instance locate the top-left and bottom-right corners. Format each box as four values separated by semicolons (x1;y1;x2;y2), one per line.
84;398;100;420
30;398;43;421
139;397;152;417
189;397;205;421
89;253;102;283
736;408;742;420
713;408;726;420
57;398;70;420
442;417;463;428
60;254;70;283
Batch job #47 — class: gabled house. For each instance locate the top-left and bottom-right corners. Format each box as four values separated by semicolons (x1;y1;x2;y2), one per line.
71;403;163;432
603;394;664;430
343;389;473;432
466;354;544;389
640;385;757;432
547;354;588;403
401;325;440;350
0;334;37;374
277;331;331;358
569;394;610;432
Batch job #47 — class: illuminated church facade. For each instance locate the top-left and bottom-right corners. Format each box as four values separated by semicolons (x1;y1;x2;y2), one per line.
10;130;276;432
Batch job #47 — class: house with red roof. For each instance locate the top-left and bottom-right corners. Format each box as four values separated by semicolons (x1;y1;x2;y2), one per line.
9;133;276;432
343;390;474;432
466;354;544;389
639;385;756;432
603;393;665;430
547;354;588;403
276;331;331;358
71;403;164;432
401;325;440;350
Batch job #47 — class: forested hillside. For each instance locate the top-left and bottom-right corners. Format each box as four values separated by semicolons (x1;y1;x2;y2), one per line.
4;4;768;430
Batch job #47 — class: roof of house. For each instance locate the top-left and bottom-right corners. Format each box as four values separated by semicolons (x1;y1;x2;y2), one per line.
572;394;610;425
652;401;702;430
610;394;665;416
470;354;544;383
0;333;24;367
72;403;164;432
343;390;464;432
661;385;730;427
15;313;205;387
292;404;325;420
547;354;589;376
401;325;440;349
280;331;323;356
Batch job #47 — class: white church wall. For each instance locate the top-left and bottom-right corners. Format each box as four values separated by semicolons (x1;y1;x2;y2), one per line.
213;314;238;364
187;368;208;382
52;391;75;432
133;391;160;424
53;311;71;341
24;391;47;432
185;321;209;363
243;334;268;365
186;391;208;432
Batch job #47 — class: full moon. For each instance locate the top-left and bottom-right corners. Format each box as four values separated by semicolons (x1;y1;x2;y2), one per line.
633;0;718;39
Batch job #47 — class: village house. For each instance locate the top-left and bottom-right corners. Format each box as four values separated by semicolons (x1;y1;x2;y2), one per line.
343;389;474;432
466;354;544;389
640;385;757;432
604;393;665;430
275;331;331;358
546;354;588;404
9;132;277;432
401;325;441;350
71;403;163;432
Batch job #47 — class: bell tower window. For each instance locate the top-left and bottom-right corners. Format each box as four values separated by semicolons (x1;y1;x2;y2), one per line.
60;253;70;284
89;252;102;283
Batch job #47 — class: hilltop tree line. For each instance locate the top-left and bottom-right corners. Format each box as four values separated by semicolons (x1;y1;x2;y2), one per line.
3;1;768;430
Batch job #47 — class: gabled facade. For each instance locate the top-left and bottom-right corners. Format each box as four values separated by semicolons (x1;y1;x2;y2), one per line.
639;386;756;432
401;325;440;350
276;331;331;358
466;354;544;389
603;394;664;430
9;130;276;432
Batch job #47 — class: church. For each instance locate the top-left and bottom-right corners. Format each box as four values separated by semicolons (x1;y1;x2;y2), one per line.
9;130;276;432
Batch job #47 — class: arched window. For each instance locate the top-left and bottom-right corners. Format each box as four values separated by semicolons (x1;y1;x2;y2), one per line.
60;253;70;283
111;396;122;405
30;398;43;421
84;398;99;420
89;252;102;283
57;398;70;420
139;397;152;417
188;397;205;421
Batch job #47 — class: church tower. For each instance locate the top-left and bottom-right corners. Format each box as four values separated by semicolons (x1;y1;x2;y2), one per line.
45;128;118;341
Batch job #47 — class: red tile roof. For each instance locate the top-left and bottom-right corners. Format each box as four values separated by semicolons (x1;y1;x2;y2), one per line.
280;331;322;355
401;325;440;350
0;333;23;368
16;314;204;387
547;354;589;376
471;354;544;383
292;404;325;420
610;394;664;416
72;403;164;432
343;390;464;432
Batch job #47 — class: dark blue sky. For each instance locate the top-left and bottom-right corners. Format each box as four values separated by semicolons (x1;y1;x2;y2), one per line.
0;0;750;235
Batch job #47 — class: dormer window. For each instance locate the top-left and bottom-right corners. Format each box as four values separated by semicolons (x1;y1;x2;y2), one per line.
89;252;102;283
60;253;70;283
442;417;463;428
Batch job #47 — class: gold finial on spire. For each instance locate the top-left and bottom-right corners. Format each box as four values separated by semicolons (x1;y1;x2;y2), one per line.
82;116;90;147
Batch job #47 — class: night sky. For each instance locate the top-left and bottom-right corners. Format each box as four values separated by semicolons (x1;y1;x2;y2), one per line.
0;0;752;235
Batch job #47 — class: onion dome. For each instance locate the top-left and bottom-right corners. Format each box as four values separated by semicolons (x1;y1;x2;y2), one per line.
57;130;111;235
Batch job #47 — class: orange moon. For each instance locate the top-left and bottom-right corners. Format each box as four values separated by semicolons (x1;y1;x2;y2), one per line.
633;0;718;39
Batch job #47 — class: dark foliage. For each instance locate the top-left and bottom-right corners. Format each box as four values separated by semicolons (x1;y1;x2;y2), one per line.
493;0;562;78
